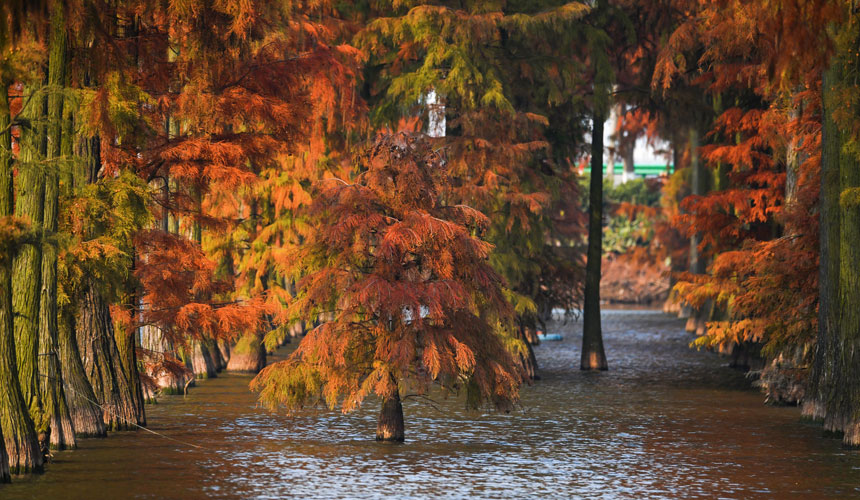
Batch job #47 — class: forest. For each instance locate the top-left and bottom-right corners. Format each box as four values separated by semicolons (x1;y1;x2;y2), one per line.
0;0;859;498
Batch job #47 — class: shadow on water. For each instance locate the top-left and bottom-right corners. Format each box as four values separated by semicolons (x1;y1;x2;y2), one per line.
2;310;860;499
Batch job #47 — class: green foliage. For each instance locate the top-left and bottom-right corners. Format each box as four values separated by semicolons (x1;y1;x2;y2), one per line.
58;169;152;309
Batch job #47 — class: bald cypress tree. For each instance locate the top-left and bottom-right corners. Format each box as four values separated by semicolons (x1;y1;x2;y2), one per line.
38;1;75;450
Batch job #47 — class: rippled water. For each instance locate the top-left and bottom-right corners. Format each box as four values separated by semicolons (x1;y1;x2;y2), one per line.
3;310;860;499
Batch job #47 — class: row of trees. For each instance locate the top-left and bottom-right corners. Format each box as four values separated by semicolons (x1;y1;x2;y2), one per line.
0;0;609;477
647;0;860;447
3;0;860;482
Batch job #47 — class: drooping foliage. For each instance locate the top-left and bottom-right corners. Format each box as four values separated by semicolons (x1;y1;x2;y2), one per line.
252;133;525;418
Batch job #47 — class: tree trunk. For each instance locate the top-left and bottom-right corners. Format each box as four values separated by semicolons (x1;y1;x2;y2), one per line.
805;42;860;447
581;110;608;371
12;83;49;452
622;140;635;183
0;81;43;474
217;340;231;367
189;340;217;379
138;325;191;397
226;333;266;373
113;314;146;425
38;4;76;450
210;339;226;372
0;423;8;482
516;325;538;381
57;311;106;438
77;279;141;431
376;385;404;442
688;126;707;276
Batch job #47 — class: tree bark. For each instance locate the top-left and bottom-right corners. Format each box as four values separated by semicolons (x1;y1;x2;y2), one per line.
581;110;608;371
0;78;43;474
38;4;76;450
113;312;146;425
376;383;404;442
189;340;218;379
77;279;141;431
805;44;860;447
226;333;266;373
12;83;49;452
57;311;106;437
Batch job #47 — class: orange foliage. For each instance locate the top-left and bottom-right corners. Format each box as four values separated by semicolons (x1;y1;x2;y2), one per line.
252;134;524;413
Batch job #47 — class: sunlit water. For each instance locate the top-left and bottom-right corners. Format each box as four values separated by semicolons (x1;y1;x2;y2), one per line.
3;310;860;499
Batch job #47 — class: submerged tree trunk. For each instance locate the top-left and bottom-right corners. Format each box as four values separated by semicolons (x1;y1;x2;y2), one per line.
376;384;404;442
38;5;76;450
12;83;49;451
77;279;141;430
226;333;266;373
57;312;106;438
581;110;608;371
0;85;43;473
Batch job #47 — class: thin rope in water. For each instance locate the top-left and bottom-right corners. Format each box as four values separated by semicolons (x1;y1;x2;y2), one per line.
40;372;213;451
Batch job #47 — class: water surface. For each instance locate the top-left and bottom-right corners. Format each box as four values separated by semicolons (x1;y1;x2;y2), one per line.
3;310;859;499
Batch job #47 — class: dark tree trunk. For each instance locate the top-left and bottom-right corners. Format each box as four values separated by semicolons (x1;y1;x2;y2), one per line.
57;312;106;437
376;384;404;442
77;279;141;431
0;86;43;473
516;325;538;380
581;111;608;371
0;423;8;482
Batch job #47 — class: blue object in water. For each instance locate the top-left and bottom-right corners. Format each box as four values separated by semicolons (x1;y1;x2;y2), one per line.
537;333;563;341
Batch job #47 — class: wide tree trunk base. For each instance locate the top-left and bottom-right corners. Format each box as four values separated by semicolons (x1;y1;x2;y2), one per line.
190;341;218;379
2;428;43;474
580;351;608;371
226;334;265;373
376;393;404;442
48;413;76;451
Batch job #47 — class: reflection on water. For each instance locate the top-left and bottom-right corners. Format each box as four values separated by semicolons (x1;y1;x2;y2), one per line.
2;310;859;499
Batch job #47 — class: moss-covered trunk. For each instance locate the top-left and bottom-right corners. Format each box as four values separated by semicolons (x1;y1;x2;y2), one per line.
12;83;49;452
581;109;608;371
806;29;860;446
38;4;76;450
226;333;266;373
77;279;141;430
0;77;42;474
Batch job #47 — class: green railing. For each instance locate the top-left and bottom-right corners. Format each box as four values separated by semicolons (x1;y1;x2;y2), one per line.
582;163;674;176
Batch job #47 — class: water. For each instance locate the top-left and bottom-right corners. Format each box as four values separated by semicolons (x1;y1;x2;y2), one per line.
3;310;859;499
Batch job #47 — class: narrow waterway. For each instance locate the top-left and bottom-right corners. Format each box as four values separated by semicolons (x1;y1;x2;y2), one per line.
2;310;859;499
